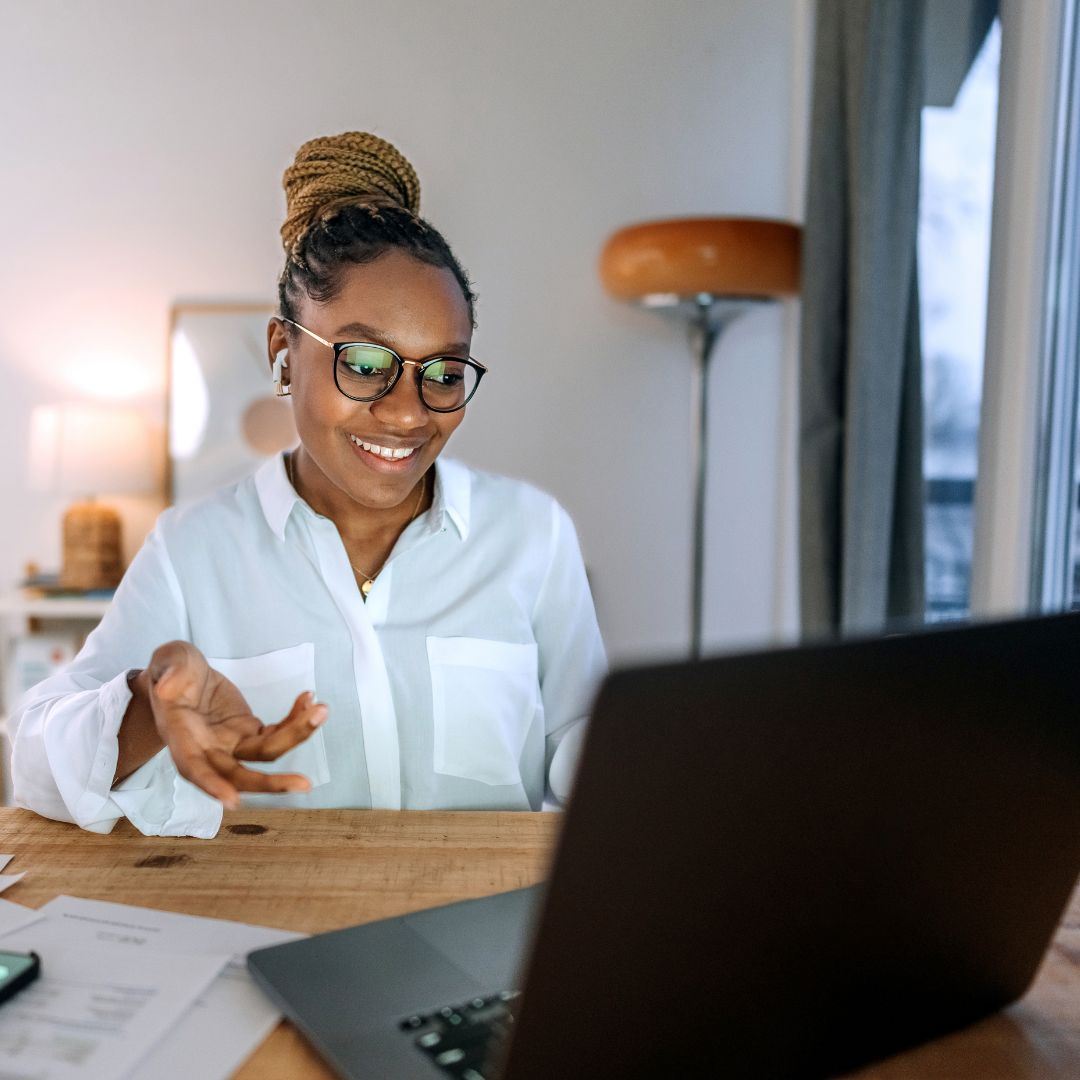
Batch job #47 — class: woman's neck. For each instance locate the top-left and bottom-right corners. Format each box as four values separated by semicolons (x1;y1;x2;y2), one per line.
288;448;431;563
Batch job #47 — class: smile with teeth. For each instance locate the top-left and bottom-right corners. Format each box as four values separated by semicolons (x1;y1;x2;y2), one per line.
348;434;418;460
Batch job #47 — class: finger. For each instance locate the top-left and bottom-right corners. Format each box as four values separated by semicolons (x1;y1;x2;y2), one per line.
280;690;325;728
169;735;242;809
149;666;182;700
148;641;199;686
147;647;181;684
235;693;327;762
206;749;312;794
150;652;206;708
156;703;263;754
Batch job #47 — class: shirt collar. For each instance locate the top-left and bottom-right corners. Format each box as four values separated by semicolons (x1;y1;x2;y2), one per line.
255;452;471;542
431;456;471;541
255;453;297;541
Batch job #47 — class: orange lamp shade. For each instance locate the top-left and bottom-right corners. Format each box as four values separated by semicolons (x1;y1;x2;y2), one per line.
599;217;801;302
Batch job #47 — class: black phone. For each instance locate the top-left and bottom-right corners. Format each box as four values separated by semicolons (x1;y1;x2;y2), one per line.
0;950;41;1005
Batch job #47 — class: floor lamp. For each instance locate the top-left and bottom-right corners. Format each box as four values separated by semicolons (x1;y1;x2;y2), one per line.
599;217;801;658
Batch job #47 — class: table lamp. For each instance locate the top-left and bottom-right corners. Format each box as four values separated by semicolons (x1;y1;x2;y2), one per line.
29;404;157;590
599;217;801;657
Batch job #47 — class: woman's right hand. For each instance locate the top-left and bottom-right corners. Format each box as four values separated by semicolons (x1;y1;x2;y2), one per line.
137;640;327;809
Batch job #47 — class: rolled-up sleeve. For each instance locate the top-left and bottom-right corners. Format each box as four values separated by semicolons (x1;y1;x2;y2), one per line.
534;502;607;805
9;523;223;838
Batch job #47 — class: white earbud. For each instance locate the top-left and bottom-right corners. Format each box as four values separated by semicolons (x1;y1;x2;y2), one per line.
272;349;290;396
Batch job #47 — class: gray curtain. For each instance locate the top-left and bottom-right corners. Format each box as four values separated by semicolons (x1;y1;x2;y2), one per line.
799;0;928;637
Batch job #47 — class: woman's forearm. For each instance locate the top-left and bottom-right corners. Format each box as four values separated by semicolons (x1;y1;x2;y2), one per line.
113;668;164;785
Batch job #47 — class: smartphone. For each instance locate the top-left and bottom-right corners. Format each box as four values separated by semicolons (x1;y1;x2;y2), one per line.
0;950;41;1005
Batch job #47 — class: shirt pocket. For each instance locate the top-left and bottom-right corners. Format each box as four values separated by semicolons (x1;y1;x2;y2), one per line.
427;637;540;787
205;643;330;788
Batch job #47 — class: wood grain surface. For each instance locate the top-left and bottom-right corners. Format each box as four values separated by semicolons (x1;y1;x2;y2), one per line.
0;808;558;1080
0;808;1076;1079
845;900;1080;1079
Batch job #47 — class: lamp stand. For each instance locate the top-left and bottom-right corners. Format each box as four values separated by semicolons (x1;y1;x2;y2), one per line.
646;295;765;658
600;217;800;658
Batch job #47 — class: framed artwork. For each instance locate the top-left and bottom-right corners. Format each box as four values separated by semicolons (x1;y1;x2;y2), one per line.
167;303;298;505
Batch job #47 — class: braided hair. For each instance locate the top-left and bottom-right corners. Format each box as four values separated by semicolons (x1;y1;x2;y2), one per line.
278;131;477;328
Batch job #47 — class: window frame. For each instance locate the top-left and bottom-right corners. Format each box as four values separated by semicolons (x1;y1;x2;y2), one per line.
969;0;1076;617
1031;0;1080;611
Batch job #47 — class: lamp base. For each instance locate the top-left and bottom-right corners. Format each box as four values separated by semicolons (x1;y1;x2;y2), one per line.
61;499;123;591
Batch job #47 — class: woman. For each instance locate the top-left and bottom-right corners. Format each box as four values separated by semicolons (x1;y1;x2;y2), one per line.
10;132;606;838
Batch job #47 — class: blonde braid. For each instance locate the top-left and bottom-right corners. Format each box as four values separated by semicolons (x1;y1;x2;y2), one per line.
280;131;421;255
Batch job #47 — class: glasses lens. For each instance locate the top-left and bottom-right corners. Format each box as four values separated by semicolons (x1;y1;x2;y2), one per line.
420;359;479;411
337;345;397;399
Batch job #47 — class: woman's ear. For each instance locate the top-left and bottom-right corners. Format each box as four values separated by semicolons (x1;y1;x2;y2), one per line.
268;317;291;395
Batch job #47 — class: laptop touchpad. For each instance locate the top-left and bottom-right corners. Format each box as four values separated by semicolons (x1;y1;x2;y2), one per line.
403;886;541;988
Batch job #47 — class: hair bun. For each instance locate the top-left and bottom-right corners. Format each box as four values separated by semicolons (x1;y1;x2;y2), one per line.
280;131;422;253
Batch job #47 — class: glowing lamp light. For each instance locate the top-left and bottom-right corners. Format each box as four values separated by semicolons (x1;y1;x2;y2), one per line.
29;403;157;590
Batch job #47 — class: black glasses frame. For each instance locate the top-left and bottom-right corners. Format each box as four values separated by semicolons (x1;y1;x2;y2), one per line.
281;317;487;413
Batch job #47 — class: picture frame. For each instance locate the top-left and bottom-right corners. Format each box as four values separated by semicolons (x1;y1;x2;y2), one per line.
166;303;297;505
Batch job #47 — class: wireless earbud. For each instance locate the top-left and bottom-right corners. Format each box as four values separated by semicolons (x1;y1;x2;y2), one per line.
272;349;291;396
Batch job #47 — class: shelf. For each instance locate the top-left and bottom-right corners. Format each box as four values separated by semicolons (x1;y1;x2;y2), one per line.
0;593;113;620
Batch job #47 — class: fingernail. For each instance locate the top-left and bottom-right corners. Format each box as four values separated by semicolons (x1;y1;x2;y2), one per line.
309;705;328;727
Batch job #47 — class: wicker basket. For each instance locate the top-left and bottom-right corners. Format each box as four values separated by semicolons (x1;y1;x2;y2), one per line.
60;500;123;590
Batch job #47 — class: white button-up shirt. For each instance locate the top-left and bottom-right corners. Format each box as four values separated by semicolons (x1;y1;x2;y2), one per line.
10;455;606;838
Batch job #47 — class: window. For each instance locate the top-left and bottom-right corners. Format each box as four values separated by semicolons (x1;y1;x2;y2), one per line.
919;23;1001;622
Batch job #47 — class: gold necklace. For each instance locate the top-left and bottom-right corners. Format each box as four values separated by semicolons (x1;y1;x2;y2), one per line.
286;452;428;600
348;477;427;599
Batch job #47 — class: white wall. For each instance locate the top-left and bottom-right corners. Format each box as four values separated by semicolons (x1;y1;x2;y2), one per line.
0;0;808;664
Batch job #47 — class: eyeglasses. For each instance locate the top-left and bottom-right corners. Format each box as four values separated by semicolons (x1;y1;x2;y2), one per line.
282;318;487;413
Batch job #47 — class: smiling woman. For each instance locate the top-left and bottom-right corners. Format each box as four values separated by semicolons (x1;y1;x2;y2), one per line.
8;132;607;838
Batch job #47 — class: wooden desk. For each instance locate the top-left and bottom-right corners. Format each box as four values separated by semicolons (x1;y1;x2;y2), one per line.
0;808;1077;1079
0;808;556;1079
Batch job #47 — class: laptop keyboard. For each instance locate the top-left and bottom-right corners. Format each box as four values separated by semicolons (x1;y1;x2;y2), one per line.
399;989;520;1079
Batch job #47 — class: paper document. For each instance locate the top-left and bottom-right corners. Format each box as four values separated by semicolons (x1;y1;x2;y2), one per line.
128;963;290;1080
39;894;304;957
0;897;43;936
0;937;225;1080
0;872;26;893
34;896;306;1080
0;854;25;892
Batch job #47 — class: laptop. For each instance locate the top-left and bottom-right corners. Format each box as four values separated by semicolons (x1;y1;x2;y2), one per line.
248;611;1080;1079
